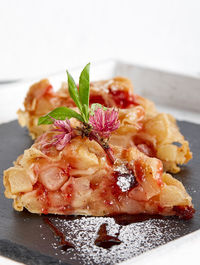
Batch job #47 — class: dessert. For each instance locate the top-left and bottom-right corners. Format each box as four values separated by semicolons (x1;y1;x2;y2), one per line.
4;63;194;219
4;130;194;218
17;76;191;174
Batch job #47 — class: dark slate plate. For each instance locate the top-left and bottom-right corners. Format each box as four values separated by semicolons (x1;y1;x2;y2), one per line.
0;120;200;265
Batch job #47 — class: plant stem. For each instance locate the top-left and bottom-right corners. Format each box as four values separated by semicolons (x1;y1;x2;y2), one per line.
72;126;115;164
88;131;115;164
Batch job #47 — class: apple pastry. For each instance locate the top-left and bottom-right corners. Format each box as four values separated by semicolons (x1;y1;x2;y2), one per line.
4;63;194;219
18;75;191;174
3;125;194;219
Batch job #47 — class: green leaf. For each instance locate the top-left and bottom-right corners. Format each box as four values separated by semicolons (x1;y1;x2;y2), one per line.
90;103;107;115
82;104;89;122
66;71;82;112
79;63;90;109
38;107;84;125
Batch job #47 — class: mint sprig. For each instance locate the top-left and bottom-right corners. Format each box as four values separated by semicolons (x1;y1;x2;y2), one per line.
38;63;120;164
38;63;90;125
79;63;90;121
38;107;84;125
66;71;83;113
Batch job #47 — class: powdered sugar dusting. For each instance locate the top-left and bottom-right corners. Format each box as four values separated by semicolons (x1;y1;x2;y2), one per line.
40;216;187;265
117;175;134;192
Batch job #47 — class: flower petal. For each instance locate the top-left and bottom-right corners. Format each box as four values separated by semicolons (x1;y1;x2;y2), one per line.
89;107;120;138
52;118;72;133
55;133;72;151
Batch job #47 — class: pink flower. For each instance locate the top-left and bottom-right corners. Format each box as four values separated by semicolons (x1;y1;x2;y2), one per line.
89;108;120;138
51;118;73;151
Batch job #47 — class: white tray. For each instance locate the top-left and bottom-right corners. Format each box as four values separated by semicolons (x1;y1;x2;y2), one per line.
0;59;200;265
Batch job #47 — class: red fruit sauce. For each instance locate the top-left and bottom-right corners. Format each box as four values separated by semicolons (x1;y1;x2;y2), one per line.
95;223;121;249
134;159;145;182
173;205;195;220
136;144;155;158
89;95;106;106
43;217;75;250
109;89;139;108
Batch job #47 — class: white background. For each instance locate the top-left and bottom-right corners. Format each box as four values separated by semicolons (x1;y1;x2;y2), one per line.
0;0;200;81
